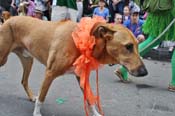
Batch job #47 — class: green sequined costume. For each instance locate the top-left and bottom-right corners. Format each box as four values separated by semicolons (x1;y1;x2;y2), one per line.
117;0;175;90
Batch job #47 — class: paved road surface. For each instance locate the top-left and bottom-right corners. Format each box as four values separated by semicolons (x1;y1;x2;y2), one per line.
0;54;175;116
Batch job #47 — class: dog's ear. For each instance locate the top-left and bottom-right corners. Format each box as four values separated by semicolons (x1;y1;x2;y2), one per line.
91;23;116;59
90;22;116;40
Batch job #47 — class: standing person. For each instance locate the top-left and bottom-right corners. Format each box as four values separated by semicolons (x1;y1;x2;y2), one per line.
0;0;12;12
123;5;130;22
82;0;92;17
51;0;78;22
114;0;175;91
108;0;125;22
76;0;83;22
16;0;20;6
26;0;36;16
10;0;18;16
18;1;28;16
82;0;100;17
33;7;48;20
112;0;125;14
93;0;110;22
35;0;50;20
114;13;122;24
0;0;18;16
123;8;145;43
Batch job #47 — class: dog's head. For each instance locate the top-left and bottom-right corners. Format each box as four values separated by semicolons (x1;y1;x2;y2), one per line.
91;23;147;77
1;11;11;22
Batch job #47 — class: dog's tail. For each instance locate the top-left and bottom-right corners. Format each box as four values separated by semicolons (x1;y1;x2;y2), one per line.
0;19;14;66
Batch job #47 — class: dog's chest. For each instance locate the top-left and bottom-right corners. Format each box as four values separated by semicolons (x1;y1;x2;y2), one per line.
65;67;76;75
22;49;33;58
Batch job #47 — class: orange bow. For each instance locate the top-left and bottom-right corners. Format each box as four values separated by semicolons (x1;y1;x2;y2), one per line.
72;16;106;116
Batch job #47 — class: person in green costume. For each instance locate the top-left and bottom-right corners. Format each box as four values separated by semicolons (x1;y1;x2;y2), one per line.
114;0;175;91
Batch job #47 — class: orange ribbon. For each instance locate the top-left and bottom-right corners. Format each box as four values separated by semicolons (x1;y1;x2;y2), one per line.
72;16;106;116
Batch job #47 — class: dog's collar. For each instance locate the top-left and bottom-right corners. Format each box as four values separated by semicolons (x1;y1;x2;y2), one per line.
72;16;105;115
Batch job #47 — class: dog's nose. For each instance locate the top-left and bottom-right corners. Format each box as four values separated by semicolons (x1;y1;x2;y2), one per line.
131;65;148;77
136;65;148;77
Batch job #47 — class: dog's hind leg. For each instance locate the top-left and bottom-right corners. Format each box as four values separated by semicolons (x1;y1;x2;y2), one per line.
75;76;102;116
14;50;35;101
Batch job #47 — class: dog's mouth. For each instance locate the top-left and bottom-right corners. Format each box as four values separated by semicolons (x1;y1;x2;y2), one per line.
123;65;148;77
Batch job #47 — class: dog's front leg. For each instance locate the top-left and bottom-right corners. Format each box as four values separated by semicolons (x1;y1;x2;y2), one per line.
33;70;55;116
91;105;102;116
75;76;102;116
33;97;42;116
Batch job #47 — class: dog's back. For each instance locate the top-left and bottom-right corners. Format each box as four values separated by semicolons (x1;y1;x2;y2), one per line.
0;16;79;67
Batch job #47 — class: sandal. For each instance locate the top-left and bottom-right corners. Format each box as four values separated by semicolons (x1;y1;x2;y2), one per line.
109;64;115;66
114;70;130;83
168;84;175;92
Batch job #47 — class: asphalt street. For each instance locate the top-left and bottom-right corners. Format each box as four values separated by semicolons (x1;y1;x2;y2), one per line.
0;54;175;116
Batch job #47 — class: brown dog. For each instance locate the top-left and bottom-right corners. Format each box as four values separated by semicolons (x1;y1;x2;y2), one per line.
0;16;147;116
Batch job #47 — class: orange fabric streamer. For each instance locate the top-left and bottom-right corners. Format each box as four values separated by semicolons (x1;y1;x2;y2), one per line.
72;16;106;116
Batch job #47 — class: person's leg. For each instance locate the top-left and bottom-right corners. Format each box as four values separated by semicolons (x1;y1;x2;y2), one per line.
139;36;161;56
168;50;175;91
115;36;161;81
51;6;67;21
68;8;78;22
76;1;83;22
137;34;145;43
114;65;128;81
43;10;50;21
9;6;17;16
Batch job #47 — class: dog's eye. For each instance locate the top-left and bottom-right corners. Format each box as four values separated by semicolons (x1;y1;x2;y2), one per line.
125;43;133;52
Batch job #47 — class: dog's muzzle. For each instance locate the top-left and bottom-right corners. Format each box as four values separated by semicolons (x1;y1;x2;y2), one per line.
130;65;148;77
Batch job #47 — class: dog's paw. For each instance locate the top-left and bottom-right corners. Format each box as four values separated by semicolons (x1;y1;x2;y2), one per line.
91;105;102;116
108;64;115;66
30;96;38;102
93;114;102;116
33;113;42;116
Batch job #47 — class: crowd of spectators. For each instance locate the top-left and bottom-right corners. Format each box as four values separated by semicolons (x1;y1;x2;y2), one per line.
87;0;146;43
0;0;174;46
0;0;51;20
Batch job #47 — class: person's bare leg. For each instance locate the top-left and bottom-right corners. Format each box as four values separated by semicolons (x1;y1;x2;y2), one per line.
168;50;175;91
